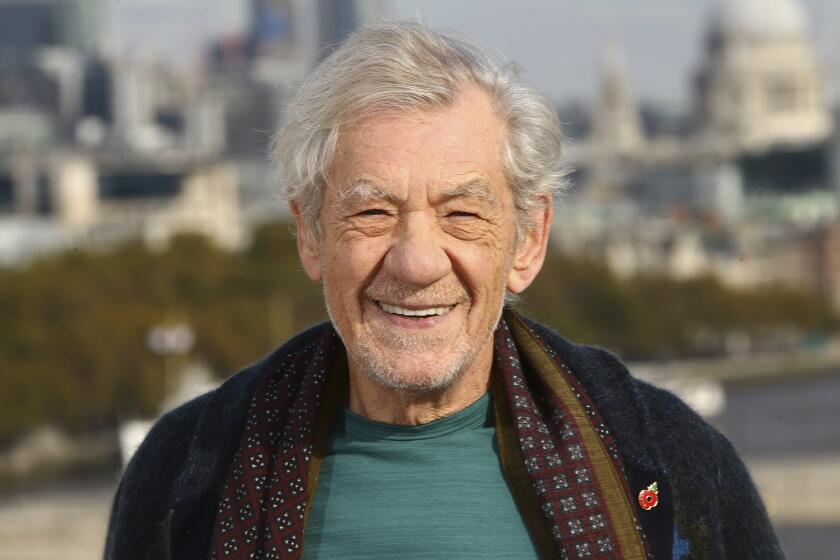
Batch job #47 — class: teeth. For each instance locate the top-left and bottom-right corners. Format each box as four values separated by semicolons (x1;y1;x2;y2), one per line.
379;302;452;317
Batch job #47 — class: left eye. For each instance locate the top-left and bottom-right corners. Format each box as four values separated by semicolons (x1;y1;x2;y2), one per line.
447;211;477;218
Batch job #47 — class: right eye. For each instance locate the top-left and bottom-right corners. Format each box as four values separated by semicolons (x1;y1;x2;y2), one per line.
357;209;390;216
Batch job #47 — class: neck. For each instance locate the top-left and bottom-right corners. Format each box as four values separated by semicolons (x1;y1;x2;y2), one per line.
347;344;493;425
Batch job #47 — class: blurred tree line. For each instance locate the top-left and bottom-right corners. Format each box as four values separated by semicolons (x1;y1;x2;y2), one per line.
0;221;835;442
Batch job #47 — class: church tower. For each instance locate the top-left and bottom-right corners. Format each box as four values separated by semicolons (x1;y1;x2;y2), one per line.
592;43;644;156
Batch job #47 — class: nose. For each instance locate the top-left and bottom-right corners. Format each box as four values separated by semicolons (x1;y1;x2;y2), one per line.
383;210;451;287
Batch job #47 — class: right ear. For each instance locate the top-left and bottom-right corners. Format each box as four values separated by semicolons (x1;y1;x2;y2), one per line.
290;202;323;282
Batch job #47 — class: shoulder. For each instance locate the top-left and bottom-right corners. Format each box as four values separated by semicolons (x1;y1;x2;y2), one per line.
105;322;333;559
104;389;216;559
521;316;781;556
105;359;261;558
520;314;757;491
119;321;333;484
522;314;725;452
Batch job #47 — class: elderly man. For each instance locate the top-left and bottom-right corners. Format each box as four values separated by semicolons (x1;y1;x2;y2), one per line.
105;23;782;560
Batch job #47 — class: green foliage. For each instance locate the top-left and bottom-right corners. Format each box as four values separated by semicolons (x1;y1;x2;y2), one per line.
0;223;326;441
520;253;837;360
0;222;835;440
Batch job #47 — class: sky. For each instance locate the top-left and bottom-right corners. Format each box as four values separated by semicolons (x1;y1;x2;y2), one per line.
110;0;840;107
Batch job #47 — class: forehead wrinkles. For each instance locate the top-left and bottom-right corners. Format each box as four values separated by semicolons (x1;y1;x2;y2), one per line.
343;105;501;168
329;100;508;208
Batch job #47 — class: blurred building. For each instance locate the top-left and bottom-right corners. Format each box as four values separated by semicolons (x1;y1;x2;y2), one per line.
591;44;644;157
695;0;831;152
0;0;110;140
0;0;107;55
561;0;840;309
0;0;255;261
247;0;390;73
0;152;245;264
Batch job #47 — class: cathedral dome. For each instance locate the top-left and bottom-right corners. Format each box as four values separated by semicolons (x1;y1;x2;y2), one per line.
708;0;808;40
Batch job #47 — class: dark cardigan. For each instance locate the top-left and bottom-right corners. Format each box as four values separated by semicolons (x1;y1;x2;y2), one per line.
104;319;783;559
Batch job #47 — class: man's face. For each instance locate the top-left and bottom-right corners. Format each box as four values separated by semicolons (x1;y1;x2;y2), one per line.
295;88;549;392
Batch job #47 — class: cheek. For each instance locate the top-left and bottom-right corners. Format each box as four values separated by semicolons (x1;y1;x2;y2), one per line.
450;239;509;299
325;236;388;295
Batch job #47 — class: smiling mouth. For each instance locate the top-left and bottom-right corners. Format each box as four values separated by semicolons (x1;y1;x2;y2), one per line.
375;300;455;318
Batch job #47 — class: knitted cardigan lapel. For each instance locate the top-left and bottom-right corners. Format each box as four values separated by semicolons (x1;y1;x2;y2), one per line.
208;312;651;559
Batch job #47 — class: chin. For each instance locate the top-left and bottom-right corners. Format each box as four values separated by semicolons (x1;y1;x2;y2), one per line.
354;345;469;394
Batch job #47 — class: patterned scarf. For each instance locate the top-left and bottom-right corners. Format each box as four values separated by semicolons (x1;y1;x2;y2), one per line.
209;312;650;559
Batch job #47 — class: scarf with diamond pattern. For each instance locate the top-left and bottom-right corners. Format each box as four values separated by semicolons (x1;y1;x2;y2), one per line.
209;312;650;559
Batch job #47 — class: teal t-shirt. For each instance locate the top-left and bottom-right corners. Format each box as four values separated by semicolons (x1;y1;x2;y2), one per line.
303;393;539;559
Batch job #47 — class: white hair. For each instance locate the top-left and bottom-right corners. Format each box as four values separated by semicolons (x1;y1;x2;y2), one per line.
272;21;567;242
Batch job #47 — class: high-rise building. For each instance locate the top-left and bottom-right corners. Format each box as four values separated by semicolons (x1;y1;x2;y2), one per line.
248;0;389;71
249;0;296;59
0;0;106;55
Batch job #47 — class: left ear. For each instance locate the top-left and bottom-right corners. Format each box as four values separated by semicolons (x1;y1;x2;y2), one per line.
507;196;553;294
290;201;323;282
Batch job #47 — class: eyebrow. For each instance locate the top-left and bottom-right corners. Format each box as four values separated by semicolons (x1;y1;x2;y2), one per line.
337;179;401;206
440;179;497;204
336;177;498;208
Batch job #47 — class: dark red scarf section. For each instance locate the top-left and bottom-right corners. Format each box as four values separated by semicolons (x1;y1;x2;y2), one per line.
494;317;650;558
209;317;648;559
209;332;339;559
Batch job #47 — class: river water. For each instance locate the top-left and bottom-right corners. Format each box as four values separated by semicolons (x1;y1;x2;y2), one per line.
710;372;840;560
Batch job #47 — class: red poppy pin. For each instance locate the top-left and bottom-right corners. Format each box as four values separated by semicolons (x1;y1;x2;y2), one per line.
638;481;659;511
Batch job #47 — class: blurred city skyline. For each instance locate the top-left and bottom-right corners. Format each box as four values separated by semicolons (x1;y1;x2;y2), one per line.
109;0;840;105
